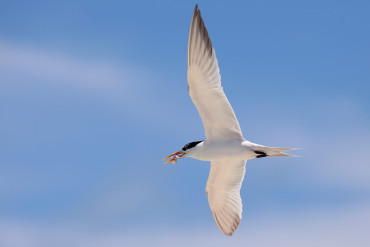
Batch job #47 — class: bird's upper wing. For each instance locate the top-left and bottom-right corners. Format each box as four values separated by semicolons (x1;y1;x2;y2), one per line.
206;160;246;236
187;5;243;141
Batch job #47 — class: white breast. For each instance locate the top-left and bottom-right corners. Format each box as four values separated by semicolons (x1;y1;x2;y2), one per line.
186;140;256;161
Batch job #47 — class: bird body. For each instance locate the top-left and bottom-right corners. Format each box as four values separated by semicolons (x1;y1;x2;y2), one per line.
185;140;254;161
163;5;297;236
184;140;291;162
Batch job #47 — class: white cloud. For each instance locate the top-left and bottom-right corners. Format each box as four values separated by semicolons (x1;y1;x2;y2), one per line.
0;40;189;126
241;96;370;189
1;203;369;247
0;41;137;101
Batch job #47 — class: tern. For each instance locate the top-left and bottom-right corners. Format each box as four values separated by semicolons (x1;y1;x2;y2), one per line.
163;5;297;236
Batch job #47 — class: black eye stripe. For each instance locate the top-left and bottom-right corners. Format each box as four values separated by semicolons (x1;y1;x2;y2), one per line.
182;141;203;151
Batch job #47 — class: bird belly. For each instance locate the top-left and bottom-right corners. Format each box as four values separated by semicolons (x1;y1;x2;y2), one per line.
191;140;256;161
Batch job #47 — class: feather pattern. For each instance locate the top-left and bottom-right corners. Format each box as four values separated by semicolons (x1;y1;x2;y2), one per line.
187;5;243;141
206;160;246;235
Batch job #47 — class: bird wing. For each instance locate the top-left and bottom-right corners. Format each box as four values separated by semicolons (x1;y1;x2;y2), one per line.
187;5;243;141
206;160;246;236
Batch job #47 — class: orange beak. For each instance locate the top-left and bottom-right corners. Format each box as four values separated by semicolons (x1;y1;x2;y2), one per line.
163;151;185;164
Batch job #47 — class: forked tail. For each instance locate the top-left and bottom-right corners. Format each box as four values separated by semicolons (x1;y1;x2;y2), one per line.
253;146;299;158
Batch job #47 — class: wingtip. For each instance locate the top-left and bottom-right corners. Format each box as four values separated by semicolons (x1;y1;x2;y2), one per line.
188;3;213;59
191;4;200;22
213;211;240;236
194;4;199;14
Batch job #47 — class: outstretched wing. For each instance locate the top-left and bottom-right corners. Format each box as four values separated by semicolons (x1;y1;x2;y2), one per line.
187;5;243;141
206;160;247;236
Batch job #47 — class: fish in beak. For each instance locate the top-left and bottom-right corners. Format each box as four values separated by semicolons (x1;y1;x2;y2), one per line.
163;151;185;164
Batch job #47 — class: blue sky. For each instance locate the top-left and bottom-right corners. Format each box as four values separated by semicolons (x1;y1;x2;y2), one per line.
1;0;370;246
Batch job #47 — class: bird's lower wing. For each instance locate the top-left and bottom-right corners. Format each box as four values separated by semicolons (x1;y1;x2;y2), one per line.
206;160;247;236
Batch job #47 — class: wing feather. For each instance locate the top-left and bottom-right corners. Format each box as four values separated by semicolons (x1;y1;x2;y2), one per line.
187;5;243;141
206;160;246;236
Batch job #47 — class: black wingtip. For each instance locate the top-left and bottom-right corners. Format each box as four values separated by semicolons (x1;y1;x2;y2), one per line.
192;4;199;19
193;4;199;17
189;4;213;57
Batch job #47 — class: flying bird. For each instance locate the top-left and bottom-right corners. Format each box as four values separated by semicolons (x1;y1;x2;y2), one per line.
163;5;297;236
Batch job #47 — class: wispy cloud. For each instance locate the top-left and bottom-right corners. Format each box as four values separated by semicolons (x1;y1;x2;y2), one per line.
241;96;370;189
0;40;181;126
1;203;369;247
0;41;136;100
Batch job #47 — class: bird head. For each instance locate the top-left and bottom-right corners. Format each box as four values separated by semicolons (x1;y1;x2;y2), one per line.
163;140;204;164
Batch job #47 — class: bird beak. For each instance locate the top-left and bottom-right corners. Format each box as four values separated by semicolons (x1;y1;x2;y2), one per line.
163;151;185;164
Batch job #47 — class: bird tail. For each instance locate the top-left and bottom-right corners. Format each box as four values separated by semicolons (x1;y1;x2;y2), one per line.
253;145;300;158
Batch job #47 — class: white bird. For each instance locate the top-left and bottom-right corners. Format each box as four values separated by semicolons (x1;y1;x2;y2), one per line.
163;5;297;236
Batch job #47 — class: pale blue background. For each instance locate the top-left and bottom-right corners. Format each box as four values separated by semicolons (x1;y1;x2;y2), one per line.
1;0;369;246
